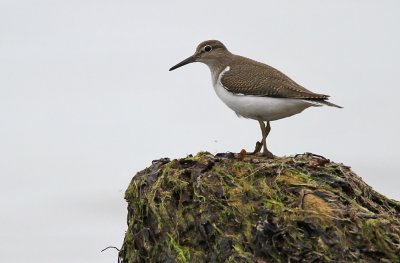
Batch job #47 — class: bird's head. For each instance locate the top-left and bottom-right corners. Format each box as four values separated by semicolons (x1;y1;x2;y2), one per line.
169;40;230;71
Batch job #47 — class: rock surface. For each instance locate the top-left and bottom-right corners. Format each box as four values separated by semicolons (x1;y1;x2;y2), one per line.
119;152;400;262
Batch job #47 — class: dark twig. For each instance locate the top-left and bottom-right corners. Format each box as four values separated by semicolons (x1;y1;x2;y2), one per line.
101;246;120;252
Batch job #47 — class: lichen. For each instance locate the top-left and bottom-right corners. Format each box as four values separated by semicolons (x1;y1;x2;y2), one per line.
119;152;400;262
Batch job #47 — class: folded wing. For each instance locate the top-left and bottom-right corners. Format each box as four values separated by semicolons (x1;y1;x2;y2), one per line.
221;56;330;100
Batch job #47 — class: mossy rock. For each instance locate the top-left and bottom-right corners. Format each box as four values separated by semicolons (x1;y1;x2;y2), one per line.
118;152;400;263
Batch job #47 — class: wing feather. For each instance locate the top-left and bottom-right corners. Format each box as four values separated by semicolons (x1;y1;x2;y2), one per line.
220;55;329;100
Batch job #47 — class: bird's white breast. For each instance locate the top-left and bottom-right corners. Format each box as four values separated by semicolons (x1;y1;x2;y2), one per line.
212;66;315;121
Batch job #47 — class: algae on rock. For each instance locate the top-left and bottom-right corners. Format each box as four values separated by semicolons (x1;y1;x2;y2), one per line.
119;152;400;262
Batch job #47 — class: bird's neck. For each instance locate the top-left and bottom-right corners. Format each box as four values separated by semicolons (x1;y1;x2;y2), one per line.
207;53;234;85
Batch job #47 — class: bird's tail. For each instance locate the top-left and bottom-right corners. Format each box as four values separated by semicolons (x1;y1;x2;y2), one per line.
304;99;343;108
320;100;343;108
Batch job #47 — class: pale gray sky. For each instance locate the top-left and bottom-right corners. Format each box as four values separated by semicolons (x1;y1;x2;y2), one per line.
1;1;399;262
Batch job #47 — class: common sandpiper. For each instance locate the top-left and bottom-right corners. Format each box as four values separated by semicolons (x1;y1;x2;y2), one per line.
169;40;342;158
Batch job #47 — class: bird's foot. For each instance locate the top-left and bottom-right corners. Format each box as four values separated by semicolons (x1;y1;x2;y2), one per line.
262;149;274;159
246;141;263;155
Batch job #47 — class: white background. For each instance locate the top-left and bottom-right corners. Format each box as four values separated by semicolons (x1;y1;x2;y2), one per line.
1;1;399;262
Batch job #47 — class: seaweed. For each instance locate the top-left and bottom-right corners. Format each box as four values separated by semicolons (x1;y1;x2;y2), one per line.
119;153;400;262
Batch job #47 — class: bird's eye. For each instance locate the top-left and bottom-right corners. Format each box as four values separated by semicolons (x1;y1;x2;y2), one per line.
204;45;212;52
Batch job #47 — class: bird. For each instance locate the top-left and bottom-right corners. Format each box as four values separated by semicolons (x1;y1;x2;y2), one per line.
169;40;342;158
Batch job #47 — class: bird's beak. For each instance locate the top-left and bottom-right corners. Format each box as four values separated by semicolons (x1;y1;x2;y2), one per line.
169;55;197;71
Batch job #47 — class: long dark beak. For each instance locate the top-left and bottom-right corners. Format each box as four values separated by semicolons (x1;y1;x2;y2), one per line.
169;55;197;71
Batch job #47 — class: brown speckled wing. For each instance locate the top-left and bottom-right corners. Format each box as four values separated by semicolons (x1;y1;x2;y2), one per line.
220;55;329;100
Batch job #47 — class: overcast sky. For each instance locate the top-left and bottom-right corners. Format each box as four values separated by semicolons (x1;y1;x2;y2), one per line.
1;1;399;262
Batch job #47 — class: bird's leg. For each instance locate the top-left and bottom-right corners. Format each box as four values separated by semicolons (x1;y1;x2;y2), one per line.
249;120;267;155
261;121;274;158
250;141;263;155
248;120;274;157
246;120;264;155
248;120;264;154
259;120;267;151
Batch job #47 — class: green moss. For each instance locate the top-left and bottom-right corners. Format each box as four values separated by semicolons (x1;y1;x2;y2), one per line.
232;243;253;261
119;152;400;263
263;198;284;210
167;233;190;263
